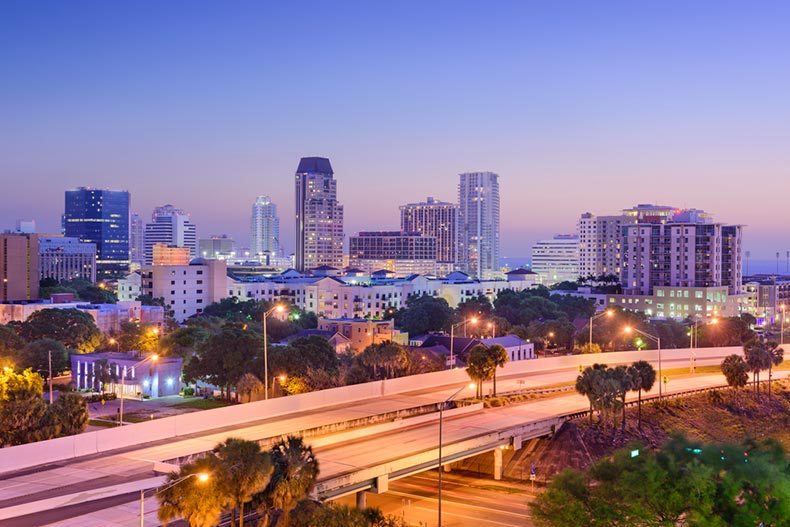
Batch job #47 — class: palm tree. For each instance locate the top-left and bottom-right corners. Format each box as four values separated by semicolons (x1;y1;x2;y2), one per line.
721;354;749;391
744;340;773;396
488;344;509;396
612;366;635;432
158;455;226;527
266;436;319;527
466;344;495;398
378;342;410;379
629;360;656;431
214;438;273;527
575;364;606;425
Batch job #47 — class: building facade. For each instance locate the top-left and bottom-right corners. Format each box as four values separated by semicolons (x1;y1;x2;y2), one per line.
0;233;39;301
400;197;458;275
349;231;437;277
143;205;197;264
250;195;280;261
130;212;144;265
199;236;235;260
63;187;130;277
457;172;500;280
530;234;579;285
139;258;227;322
39;235;96;284
71;351;182;398
152;244;192;265
295;157;344;272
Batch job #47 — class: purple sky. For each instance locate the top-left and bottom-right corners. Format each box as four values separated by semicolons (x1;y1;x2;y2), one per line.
1;1;789;259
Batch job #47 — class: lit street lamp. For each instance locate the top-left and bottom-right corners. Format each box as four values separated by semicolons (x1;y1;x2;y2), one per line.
449;318;477;369
438;383;474;527
625;326;662;399
263;305;285;400
120;354;158;427
140;472;209;527
589;309;613;350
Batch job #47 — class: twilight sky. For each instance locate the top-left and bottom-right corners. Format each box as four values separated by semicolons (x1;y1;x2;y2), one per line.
1;1;789;261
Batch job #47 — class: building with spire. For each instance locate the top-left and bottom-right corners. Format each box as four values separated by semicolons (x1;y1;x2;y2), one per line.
295;157;344;272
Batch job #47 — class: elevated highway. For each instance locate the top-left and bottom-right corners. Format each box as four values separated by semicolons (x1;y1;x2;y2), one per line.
0;346;745;525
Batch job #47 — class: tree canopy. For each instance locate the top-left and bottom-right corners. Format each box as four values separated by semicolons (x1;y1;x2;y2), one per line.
14;308;102;353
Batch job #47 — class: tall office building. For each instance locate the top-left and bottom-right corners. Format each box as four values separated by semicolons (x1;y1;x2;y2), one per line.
400;197;458;276
578;204;676;279
0;234;39;301
295;157;344;272
63;187;130;277
457;172;500;280
250;196;280;261
130;213;144;265
144;205;197;265
531;235;580;285
39;235;96;283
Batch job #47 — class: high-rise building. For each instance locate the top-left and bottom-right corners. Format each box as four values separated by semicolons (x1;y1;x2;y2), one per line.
295;157;344;272
39;235;96;283
457;172;500;280
349;231;437;277
400;197;458;275
531;235;579;285
199;235;235;260
578;204;676;279
0;234;39;301
130;213;144;265
63;187;130;277
250;196;280;261
621;213;743;296
143;205;197;265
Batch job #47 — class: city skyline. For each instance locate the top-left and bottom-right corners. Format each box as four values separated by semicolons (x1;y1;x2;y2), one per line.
1;1;789;259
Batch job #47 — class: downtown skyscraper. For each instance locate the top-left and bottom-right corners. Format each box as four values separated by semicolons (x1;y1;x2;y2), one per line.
295;157;344;272
250;195;280;262
63;187;130;277
457;172;500;280
143;204;197;264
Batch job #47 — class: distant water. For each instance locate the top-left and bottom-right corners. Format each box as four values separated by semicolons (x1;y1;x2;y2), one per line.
500;257;790;278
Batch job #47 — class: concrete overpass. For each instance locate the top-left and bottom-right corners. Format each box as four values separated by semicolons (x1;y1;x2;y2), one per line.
0;346;744;525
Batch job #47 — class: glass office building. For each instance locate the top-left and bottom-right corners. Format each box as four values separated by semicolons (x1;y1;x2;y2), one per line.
64;188;130;277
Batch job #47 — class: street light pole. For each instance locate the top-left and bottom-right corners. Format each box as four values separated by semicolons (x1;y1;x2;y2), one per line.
589;310;613;350
438;383;474;527
625;326;662;399
263;305;284;400
140;472;209;527
449;318;477;369
48;349;53;404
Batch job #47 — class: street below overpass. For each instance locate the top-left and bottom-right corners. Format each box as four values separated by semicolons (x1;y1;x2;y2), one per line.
336;472;536;527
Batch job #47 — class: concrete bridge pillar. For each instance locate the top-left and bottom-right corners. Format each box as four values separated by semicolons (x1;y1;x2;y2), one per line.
512;435;522;450
494;447;503;481
443;463;452;473
356;491;366;509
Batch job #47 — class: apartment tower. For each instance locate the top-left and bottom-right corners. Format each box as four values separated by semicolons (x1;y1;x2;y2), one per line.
295;157;344;272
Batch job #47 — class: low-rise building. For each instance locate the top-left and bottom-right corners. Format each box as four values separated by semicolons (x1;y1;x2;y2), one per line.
317;317;402;352
139;258;227;322
481;335;535;361
0;300;164;334
71;351;182;398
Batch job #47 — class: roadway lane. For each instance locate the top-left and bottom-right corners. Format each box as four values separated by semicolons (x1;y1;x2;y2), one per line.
336;473;534;527
0;349;741;525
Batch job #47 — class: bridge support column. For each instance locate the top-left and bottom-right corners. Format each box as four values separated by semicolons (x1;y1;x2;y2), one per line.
512;435;522;450
494;447;503;481
356;491;366;509
443;463;452;473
